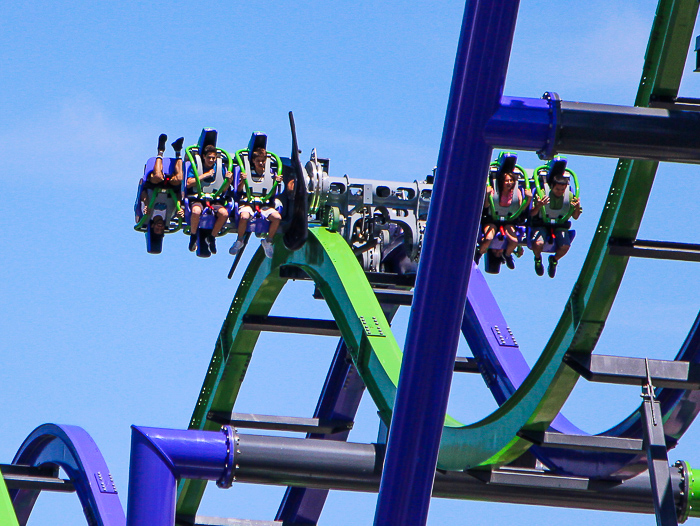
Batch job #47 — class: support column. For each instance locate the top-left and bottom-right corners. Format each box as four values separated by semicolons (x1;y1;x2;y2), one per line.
373;1;521;525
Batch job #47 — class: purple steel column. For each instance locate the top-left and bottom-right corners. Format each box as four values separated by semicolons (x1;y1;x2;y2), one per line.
373;1;521;525
126;426;230;526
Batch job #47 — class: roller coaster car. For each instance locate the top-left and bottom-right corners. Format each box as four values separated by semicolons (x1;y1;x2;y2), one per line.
481;152;530;274
134;157;183;254
526;156;579;253
182;128;235;257
232;131;285;236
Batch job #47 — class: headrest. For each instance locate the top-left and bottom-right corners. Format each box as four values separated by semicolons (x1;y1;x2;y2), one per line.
197;128;218;155
496;152;518;176
248;131;268;155
546;156;568;186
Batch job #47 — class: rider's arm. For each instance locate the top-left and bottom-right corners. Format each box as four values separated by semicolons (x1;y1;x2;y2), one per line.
571;197;582;220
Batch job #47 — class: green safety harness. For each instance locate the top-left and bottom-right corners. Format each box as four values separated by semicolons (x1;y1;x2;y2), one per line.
234;148;283;205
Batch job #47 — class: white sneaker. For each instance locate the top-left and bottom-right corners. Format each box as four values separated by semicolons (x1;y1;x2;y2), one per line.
261;239;274;258
229;239;245;255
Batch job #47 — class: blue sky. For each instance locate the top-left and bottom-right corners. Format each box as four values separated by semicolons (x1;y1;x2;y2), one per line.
2;1;700;524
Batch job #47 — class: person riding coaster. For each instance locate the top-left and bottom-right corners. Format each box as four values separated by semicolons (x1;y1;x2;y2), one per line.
528;156;582;277
182;128;234;258
134;134;185;254
229;132;285;259
476;152;532;274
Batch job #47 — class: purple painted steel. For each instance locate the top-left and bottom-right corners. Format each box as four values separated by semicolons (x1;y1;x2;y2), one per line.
276;340;366;524
126;426;229;526
484;97;552;151
462;268;700;478
10;423;125;526
373;1;521;525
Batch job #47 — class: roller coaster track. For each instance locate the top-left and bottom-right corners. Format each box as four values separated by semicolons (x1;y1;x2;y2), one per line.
3;2;699;526
176;4;700;517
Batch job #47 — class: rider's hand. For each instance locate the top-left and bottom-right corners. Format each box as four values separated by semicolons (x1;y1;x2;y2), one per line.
535;195;549;207
239;171;247;180
274;174;283;182
524;188;532;198
486;187;494;196
176;209;185;218
225;171;233;180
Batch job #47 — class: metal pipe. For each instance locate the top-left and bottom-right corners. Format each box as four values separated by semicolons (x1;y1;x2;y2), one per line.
125;426;690;520
126;426;231;526
485;96;700;163
375;1;521;525
229;433;686;518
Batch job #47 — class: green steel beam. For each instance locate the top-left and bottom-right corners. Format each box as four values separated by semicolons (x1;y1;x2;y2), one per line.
0;467;20;526
178;0;699;516
177;228;420;516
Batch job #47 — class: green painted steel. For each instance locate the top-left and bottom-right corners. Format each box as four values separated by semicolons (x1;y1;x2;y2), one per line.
0;468;20;526
685;463;700;519
234;147;283;203
185;145;234;198
486;158;531;221
177;0;698;515
176;227;421;516
134;187;183;233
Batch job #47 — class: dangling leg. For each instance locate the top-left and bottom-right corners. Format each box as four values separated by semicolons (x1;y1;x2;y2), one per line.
189;202;202;252
230;207;251;255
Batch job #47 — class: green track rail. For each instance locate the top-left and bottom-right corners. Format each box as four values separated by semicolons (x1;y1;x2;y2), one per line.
177;0;698;517
0;468;20;526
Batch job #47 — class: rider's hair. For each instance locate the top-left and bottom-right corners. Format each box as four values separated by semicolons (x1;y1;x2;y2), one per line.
497;171;516;193
252;147;267;160
202;144;217;156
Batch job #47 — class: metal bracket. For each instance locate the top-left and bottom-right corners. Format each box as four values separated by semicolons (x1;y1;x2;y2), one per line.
640;360;678;526
608;238;700;262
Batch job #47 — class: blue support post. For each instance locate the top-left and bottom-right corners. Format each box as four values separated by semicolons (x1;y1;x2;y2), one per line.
126;426;232;526
373;1;521;525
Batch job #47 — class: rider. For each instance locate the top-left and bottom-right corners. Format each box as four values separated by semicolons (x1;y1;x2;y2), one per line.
229;144;284;258
476;169;531;269
530;172;582;277
139;134;185;239
185;143;233;254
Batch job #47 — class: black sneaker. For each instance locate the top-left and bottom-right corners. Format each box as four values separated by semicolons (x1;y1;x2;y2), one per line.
171;137;184;153
504;254;515;270
207;235;217;254
534;257;544;276
189;233;197;252
474;247;482;264
157;133;167;153
547;255;557;278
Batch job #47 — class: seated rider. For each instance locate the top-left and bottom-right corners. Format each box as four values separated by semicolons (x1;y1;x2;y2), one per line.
185;144;233;254
530;172;582;277
229;146;283;258
139;134;185;237
476;170;531;269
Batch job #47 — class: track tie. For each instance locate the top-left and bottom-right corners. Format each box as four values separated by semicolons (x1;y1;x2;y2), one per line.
313;286;413;306
178;516;286;526
241;315;341;337
469;467;592;491
206;412;353;434
608;238;700;262
564;352;700;389
280;265;416;287
518;431;643;454
1;463;75;492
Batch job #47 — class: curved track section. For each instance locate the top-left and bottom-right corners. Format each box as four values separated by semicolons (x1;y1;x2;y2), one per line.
10;424;125;526
178;3;700;516
453;0;700;478
177;227;409;517
464;267;700;478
